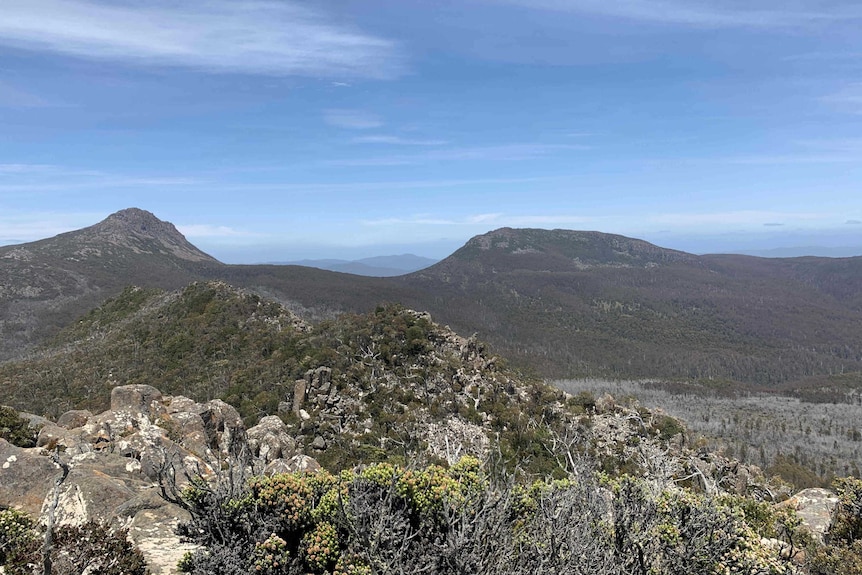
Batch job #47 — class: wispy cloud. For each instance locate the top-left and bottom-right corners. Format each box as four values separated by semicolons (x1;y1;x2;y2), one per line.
0;164;58;174
361;212;595;228
0;82;56;108
794;138;862;152
330;143;588;166
683;154;860;165
847;219;862;225
177;224;259;238
820;83;862;113
0;164;203;192
649;210;827;228
783;51;862;62
324;109;383;129
351;135;447;146
0;210;106;242
0;0;403;78
495;0;862;28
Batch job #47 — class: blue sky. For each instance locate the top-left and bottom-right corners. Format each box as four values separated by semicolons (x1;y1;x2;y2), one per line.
2;0;862;262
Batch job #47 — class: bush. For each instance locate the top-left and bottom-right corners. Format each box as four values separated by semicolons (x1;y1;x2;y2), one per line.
0;508;40;575
808;477;862;574
51;521;147;575
0;514;146;575
0;407;36;448
175;458;793;575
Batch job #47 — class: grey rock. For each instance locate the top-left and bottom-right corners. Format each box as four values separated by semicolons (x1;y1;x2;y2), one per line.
264;454;322;475
17;411;51;431
247;415;296;463
194;399;245;456
110;384;164;425
162;411;209;457
165;395;198;414
56;409;92;429
311;435;327;450
0;439;61;515
36;424;80;452
782;488;839;543
293;379;307;415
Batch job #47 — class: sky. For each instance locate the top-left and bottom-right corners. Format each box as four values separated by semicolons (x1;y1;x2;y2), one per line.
2;0;862;262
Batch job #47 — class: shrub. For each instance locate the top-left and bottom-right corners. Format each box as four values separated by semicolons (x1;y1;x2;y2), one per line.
0;508;40;575
0;407;36;448
50;521;147;575
174;458;793;575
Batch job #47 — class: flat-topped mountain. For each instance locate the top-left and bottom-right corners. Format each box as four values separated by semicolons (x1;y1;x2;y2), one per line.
397;228;862;386
3;208;862;389
447;227;699;269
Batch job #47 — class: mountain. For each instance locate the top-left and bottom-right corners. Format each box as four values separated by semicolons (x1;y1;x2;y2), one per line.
273;254;438;276
0;208;217;358
393;228;862;385
737;245;862;258
4;210;862;389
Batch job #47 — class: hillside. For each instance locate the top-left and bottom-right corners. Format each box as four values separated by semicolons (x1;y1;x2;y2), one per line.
0;208;216;358
395;228;862;386
3;209;862;388
0;280;693;479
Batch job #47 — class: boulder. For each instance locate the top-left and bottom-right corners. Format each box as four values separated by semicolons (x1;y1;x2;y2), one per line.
36;424;83;453
311;435;327;450
194;399;245;456
247;415;296;463
165;395;198;414
161;411;209;457
781;488;839;543
17;411;52;431
56;409;92;429
264;454;322;475
110;384;165;427
38;450;196;575
0;439;61;515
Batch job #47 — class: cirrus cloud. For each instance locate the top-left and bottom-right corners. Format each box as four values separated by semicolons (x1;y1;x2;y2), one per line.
0;0;404;78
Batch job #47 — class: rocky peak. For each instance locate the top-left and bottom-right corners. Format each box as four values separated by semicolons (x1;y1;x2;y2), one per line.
73;208;218;263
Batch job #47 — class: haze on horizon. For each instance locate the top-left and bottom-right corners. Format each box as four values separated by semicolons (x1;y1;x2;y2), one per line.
2;1;862;263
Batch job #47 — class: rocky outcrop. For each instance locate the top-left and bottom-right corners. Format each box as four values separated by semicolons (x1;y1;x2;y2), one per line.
247;415;296;463
781;488;840;543
0;439;61;516
0;384;319;575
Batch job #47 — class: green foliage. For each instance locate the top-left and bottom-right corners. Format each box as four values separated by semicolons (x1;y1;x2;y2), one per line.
805;477;862;575
0;407;36;448
50;521;148;575
808;541;862;575
0;508;40;574
176;458;794;575
768;454;828;489
829;477;862;544
0;513;146;575
653;414;684;441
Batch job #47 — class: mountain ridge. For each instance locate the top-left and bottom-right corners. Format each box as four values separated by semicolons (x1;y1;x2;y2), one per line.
3;208;862;388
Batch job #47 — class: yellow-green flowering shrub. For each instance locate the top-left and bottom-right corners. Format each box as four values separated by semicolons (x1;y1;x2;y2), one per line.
176;457;798;575
253;534;290;574
0;508;40;574
302;521;339;573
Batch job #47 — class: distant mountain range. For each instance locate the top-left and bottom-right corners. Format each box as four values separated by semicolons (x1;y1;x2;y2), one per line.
3;208;862;388
271;254;438;277
737;246;862;258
